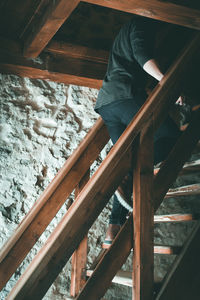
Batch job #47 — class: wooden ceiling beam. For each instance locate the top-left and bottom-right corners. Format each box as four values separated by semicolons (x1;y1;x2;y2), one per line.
44;40;109;64
0;38;106;89
22;0;80;58
83;0;200;30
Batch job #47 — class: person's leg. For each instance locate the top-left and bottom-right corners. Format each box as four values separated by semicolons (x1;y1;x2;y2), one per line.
98;99;141;227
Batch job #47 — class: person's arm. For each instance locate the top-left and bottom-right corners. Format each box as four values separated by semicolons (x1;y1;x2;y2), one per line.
143;58;183;105
143;58;164;81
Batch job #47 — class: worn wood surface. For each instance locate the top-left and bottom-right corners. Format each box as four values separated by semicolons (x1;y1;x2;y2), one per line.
133;122;154;300
23;0;80;57
165;184;200;198
156;222;200;300
70;170;90;297
154;214;196;223
83;0;200;30
0;118;109;290
154;245;181;255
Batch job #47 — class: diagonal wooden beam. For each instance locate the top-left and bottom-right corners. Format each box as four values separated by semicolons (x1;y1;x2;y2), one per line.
22;0;80;58
156;222;200;300
83;0;200;30
76;217;133;300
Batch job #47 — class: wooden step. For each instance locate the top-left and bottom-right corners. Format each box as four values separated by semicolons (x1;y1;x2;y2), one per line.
102;243;181;255
165;184;200;198
154;213;196;223
87;269;162;288
154;245;181;255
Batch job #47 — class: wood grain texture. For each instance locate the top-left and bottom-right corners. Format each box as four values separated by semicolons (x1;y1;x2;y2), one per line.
83;0;200;30
23;0;80;57
133;122;154;300
70;170;90;297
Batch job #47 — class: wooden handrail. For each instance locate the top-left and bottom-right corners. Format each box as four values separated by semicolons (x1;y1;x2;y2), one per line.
0;117;109;290
77;109;200;300
6;32;200;299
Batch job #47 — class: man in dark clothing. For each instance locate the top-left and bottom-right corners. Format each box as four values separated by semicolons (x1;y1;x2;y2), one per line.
95;16;181;246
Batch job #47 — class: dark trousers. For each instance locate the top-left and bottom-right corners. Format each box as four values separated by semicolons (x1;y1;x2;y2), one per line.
97;93;181;225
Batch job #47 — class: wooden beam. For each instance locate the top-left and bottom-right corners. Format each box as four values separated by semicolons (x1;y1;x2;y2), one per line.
156;222;200;300
0;118;109;291
133;122;154;300
45;40;109;64
23;0;80;58
0;39;106;89
76;217;133;300
83;0;200;30
70;170;90;297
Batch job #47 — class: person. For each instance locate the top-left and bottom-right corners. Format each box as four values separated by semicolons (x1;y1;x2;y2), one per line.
94;16;181;247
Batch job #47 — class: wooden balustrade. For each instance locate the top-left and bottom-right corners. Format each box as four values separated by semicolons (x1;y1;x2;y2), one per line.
3;31;200;300
0;118;109;290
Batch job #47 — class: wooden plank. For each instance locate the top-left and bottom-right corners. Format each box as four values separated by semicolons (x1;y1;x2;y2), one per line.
154;110;200;211
0;118;109;290
70;170;90;297
180;159;200;174
154;214;196;223
0;46;105;89
77;217;133;299
5;34;200;299
45;40;109;64
23;0;80;58
154;245;181;255
156;222;200;300
83;0;200;30
165;184;200;198
133;121;154;300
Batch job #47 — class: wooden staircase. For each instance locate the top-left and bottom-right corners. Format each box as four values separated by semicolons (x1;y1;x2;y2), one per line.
0;31;200;300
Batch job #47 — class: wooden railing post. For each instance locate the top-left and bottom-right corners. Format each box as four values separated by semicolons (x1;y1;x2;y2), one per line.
133;120;154;300
70;169;90;297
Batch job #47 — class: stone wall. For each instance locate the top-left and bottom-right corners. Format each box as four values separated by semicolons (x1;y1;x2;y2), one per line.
0;73;199;299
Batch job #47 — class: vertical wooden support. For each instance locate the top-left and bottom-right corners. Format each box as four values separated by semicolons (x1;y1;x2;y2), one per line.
133;120;154;300
70;169;90;297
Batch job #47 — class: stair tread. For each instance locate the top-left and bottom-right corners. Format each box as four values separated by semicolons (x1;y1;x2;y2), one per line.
86;269;162;287
165;183;200;198
154;213;196;223
154;244;182;255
